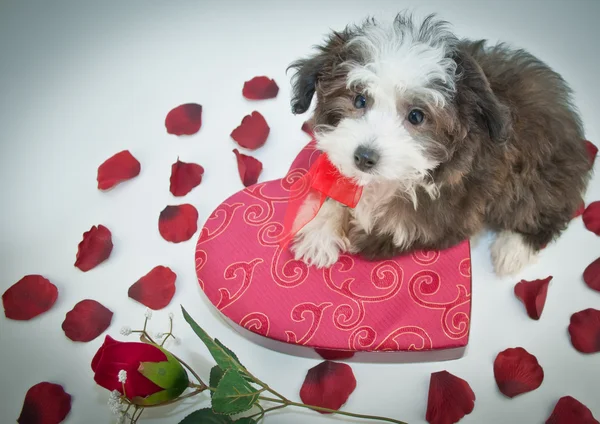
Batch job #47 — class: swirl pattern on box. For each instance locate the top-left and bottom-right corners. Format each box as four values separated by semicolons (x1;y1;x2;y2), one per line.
195;141;472;353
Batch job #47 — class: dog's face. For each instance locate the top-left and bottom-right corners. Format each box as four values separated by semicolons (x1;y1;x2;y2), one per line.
290;14;510;191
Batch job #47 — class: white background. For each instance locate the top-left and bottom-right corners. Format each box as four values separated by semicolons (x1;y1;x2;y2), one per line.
1;0;599;423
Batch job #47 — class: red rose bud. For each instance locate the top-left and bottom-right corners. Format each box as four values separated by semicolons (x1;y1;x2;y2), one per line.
91;335;189;406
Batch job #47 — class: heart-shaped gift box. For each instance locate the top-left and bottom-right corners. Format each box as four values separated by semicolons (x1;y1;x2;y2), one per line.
195;141;472;362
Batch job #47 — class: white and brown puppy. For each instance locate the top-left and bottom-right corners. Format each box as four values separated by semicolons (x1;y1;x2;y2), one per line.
288;13;591;275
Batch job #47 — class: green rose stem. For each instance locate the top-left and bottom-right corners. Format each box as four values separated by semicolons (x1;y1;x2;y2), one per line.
234;364;408;423
169;384;408;424
195;385;408;423
121;311;408;424
253;396;407;424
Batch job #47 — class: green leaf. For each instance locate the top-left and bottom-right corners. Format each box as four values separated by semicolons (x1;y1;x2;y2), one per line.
212;369;260;415
178;408;233;424
181;307;240;372
131;388;183;407
209;365;225;399
214;339;254;382
136;345;189;404
233;418;257;424
214;339;246;370
138;359;188;392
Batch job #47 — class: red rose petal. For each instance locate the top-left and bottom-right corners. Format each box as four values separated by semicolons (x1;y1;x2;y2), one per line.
494;347;544;398
230;111;270;150
97;150;141;190
242;76;279;100
299;361;356;414
128;266;177;310
574;201;585;219
165;103;203;136
2;275;58;320
583;201;600;235
62;299;113;342
170;159;204;197
158;204;198;243
546;396;599;424
426;370;475;424
91;335;120;371
74;225;113;272
233;149;263;187
585;140;598;168
301;120;314;136
514;276;552;320
568;308;600;353
314;349;355;361
584;257;600;292
17;382;71;424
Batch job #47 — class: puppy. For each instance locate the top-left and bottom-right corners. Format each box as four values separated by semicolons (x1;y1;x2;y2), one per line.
288;13;591;276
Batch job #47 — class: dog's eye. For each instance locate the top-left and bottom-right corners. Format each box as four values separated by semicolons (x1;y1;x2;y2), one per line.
354;95;367;109
407;109;425;125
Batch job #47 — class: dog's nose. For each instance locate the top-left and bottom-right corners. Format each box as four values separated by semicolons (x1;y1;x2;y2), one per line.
353;146;380;171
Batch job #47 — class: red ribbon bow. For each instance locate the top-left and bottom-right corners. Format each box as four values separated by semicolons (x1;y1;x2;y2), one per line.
281;152;363;248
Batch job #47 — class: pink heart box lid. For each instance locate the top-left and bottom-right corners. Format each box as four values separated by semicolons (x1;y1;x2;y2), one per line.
196;141;472;362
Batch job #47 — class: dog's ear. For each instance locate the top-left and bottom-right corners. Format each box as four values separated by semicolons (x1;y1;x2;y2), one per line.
288;54;328;115
454;49;511;143
288;30;352;115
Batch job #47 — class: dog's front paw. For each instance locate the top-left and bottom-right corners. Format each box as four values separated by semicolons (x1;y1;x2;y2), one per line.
291;232;341;268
